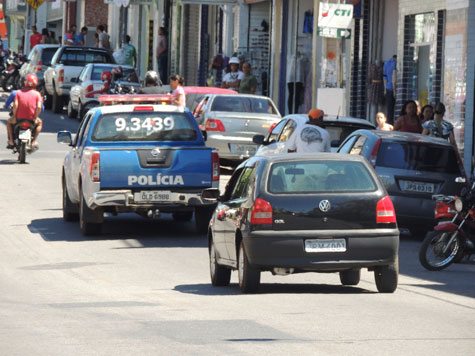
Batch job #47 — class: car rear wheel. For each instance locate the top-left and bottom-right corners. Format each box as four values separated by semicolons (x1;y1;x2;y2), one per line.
52;90;63;113
209;240;231;286
172;211;193;222
238;241;260;293
79;186;103;236
62;176;78;221
339;268;361;286
67;100;78;119
374;257;398;293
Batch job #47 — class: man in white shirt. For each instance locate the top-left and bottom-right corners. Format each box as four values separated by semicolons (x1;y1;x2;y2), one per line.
221;57;244;91
287;108;331;153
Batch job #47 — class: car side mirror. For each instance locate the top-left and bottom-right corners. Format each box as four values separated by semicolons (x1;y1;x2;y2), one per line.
331;139;341;147
202;188;220;202
57;130;72;145
455;177;467;183
253;134;265;145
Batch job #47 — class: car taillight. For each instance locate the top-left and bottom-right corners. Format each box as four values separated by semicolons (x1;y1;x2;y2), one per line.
20;121;30;129
90;152;100;182
205;119;225;132
435;202;456;218
251;198;273;225
134;106;154;111
58;69;64;83
212;151;220;181
36;60;42;72
369;138;382;167
376;196;396;223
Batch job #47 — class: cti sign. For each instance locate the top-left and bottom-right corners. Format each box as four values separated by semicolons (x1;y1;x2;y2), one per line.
318;4;354;29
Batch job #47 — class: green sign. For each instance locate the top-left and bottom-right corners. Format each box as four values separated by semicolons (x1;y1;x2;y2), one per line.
317;27;351;39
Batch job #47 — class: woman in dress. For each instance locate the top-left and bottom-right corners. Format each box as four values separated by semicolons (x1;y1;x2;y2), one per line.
394;100;422;133
376;112;393;131
169;74;186;108
422;103;456;146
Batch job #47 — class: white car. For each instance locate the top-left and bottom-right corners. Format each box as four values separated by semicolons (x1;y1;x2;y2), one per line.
253;114;376;155
68;63;140;120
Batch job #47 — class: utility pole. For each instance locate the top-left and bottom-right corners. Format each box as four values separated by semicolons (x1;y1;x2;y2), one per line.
311;0;320;108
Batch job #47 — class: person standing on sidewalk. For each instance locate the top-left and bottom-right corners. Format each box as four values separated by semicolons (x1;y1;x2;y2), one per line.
96;25;111;50
30;26;42;49
123;35;137;67
156;27;168;85
221;57;243;91
383;55;397;124
239;62;258;94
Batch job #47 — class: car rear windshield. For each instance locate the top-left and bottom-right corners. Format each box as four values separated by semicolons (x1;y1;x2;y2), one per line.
59;50;112;66
376;141;461;174
41;48;57;66
326;125;361;145
91;66;138;83
92;112;197;142
268;161;377;193
211;96;278;114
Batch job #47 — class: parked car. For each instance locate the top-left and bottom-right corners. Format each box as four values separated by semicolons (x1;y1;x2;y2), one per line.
253;114;376;155
337;130;466;237
195;94;281;165
19;44;60;91
68;63;140;119
183;86;236;115
44;46;115;113
207;153;399;293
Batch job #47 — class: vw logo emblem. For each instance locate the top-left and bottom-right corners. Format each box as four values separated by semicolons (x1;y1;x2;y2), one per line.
151;148;161;157
319;200;331;212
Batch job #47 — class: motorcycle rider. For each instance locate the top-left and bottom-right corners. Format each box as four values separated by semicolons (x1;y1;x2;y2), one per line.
139;70;168;94
7;73;43;149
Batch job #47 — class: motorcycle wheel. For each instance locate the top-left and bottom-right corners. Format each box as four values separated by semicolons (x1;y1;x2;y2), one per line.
18;142;26;163
419;230;462;271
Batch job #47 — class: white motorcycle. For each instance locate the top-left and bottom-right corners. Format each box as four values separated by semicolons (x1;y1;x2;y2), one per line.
11;119;37;163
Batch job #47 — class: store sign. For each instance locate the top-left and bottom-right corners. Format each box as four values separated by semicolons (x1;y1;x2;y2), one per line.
318;27;351;39
318;3;353;29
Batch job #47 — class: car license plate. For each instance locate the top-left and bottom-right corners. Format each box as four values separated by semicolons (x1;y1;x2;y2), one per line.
134;191;172;202
305;239;346;253
401;180;434;193
230;144;257;154
19;130;31;140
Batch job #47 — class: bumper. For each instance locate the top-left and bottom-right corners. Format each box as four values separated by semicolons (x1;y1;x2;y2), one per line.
89;189;218;210
243;229;399;271
391;195;435;229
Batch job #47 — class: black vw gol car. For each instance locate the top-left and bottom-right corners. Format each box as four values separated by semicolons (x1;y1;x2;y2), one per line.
206;153;400;293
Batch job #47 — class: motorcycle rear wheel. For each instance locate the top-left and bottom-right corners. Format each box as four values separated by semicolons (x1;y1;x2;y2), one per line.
18;142;26;163
419;231;463;271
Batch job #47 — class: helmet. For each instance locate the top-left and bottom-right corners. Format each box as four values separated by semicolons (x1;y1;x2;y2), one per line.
229;57;240;65
101;71;112;82
111;66;123;80
308;108;324;120
25;73;38;88
144;70;159;86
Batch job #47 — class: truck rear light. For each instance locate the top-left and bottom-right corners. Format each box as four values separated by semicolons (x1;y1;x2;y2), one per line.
251;198;273;225
36;60;42;72
376;196;396;223
90;152;100;182
58;69;64;83
205;119;225;132
369;138;382;167
134;106;154;111
212;151;220;181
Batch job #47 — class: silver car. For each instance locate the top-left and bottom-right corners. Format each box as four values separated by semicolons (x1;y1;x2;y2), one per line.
195;94;281;164
20;44;60;82
68;63;140;120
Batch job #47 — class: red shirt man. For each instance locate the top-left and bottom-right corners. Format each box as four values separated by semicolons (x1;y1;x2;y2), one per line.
15;88;43;120
30;26;42;49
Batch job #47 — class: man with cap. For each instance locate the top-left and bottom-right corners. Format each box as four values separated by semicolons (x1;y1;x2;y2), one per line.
287;108;331;153
221;57;244;91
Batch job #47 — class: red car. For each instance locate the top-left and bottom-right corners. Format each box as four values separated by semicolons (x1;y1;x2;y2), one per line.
184;86;236;116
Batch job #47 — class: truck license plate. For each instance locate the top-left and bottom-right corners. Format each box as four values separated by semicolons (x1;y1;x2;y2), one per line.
305;239;346;253
134;191;172;202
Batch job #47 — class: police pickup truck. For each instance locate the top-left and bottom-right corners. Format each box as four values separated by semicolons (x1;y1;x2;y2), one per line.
57;94;220;235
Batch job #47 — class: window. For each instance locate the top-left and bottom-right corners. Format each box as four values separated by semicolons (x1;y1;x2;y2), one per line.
266;119;286;142
338;135;358;153
349;135;366;155
91;112;197;142
41;48;58;66
268;161;376;193
376;141;461;174
74;113;93;147
59;50;111;66
279;119;297;142
211;96;278;114
230;167;255;200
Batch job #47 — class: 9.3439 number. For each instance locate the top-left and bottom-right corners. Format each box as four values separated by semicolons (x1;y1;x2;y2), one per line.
115;117;175;132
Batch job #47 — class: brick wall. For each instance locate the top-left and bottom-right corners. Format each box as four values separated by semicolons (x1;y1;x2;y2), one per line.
84;0;109;28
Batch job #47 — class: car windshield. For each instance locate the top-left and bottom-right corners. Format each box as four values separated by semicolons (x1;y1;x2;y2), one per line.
91;66;138;82
92;112;197;142
269;161;376;193
41;48;57;66
211;96;278;114
59;50;111;66
376;141;461;174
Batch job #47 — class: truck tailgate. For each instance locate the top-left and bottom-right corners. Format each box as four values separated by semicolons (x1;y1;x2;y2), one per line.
99;147;214;189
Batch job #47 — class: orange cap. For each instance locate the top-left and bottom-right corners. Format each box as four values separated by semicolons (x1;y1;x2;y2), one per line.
308;108;324;120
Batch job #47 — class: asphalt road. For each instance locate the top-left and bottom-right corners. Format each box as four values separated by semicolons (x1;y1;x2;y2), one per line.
0;103;474;356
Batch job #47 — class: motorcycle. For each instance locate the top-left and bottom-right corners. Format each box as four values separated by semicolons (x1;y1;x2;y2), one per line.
9;119;37;163
2;53;26;92
419;178;475;271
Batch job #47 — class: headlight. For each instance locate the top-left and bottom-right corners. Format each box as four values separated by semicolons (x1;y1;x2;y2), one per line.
455;198;463;212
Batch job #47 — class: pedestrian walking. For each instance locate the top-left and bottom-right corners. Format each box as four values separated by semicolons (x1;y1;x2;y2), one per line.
29;26;42;49
422;103;456;146
239;62;258;94
169;74;186;108
287;108;331;153
221;57;243;91
123;35;137;67
394;100;422;133
376;112;393;131
156;27;168;84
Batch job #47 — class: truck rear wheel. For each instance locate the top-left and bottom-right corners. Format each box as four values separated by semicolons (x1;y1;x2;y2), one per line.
79;187;103;236
53;90;64;113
